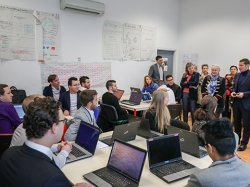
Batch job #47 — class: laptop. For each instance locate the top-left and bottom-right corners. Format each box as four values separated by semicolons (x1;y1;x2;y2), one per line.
100;122;139;146
13;104;25;120
130;87;141;93
137;118;161;139
113;89;124;100
121;91;142;106
141;92;151;102
147;134;200;183
84;139;147;187
61;122;100;163
167;126;208;158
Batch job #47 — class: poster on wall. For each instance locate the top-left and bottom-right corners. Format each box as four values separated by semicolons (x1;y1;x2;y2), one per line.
140;26;156;61
0;5;35;60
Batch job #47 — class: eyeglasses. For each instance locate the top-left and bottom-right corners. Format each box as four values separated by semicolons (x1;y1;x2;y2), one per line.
166;79;173;81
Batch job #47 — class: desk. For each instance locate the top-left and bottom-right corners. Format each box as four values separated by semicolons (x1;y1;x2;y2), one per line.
62;132;212;186
120;102;150;116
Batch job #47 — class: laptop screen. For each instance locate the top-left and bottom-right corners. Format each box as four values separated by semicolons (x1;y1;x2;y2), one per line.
75;122;100;154
113;89;124;100
108;140;146;182
147;134;181;167
130;87;141;93
129;92;142;104
142;92;151;101
14;104;25;119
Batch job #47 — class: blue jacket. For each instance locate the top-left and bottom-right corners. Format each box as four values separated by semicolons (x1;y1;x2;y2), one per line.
142;83;158;94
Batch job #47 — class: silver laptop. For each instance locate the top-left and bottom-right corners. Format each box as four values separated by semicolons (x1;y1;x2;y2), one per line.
147;134;200;183
167;126;208;158
84;139;147;187
62;122;100;163
100;122;139;146
13;104;25;120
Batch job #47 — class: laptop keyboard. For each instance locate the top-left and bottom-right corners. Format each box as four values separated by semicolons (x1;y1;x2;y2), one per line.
153;160;194;176
94;168;131;187
199;149;207;157
71;144;87;157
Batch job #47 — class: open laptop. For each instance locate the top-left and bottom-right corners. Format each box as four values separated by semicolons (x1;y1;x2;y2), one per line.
84;139;147;187
121;91;142;106
167;126;208;158
141;92;151;102
62;122;101;163
137;118;161;139
100;122;139;146
113;89;124;100
13;104;25;120
147;134;200;183
130;87;141;93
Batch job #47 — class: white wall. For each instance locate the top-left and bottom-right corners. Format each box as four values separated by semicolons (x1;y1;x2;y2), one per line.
178;0;250;78
0;0;180;95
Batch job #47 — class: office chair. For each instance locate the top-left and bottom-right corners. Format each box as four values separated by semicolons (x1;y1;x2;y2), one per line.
97;103;129;132
0;133;13;158
168;103;182;120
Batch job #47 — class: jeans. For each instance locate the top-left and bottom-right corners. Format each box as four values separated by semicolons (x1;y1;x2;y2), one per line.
182;93;196;124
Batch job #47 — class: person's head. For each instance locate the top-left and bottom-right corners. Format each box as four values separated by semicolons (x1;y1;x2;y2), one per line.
156;55;164;65
106;80;117;92
202;118;235;160
23;97;65;145
230;65;238;75
149;90;171;133
238;58;250;73
48;74;60;89
144;75;153;87
165;75;174;86
80;90;98;110
185;62;194;74
22;94;45;113
68;77;79;94
211;65;220;76
79;76;90;89
201;64;209;75
193;64;198;72
0;84;13;103
195;95;217;121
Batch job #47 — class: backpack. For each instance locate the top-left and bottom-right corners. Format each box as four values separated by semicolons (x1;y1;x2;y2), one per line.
10;86;26;104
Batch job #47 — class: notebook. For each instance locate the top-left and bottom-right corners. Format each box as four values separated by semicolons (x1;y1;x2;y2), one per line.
137;118;161;139
167;126;208;158
13;104;25;120
113;89;124;100
62;122;100;163
84;139;147;187
147;134;200;183
100;122;139;146
120;91;142;106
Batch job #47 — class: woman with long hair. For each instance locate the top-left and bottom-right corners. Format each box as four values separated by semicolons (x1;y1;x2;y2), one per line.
141;75;158;94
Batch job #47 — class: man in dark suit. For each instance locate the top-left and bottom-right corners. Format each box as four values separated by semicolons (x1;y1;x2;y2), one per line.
0;97;91;187
59;77;81;117
148;55;164;85
231;58;250;151
43;74;66;101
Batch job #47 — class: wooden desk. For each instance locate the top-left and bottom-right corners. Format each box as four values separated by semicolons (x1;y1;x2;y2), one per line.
62;133;212;186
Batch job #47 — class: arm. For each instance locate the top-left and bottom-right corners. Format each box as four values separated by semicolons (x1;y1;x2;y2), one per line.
189;73;200;87
7;105;21;130
175;86;182;102
185;174;202;187
201;76;208;97
145;111;156;131
180;73;188;88
64;118;81;141
214;77;226;100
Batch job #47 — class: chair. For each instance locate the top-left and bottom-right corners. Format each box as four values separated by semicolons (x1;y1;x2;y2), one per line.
97;103;129;132
168;103;182;120
0;134;13;158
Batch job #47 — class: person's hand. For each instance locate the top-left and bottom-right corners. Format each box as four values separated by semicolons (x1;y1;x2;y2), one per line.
236;92;244;98
231;92;237;97
73;182;93;187
64;110;70;116
60;141;72;153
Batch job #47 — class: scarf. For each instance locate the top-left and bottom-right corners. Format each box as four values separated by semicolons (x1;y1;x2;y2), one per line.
207;75;218;96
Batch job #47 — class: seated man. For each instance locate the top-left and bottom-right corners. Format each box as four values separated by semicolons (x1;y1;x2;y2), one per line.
185;118;250;187
0;84;21;134
0;97;91;187
79;76;90;91
165;75;182;103
59;77;81;117
10;94;71;168
64;90;100;141
102;80;128;120
43;74;66;101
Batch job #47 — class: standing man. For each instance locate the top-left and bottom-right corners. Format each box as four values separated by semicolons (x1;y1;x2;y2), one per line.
64;90;100;141
43;74;66;101
197;64;209;105
59;77;81;117
231;58;250;151
0;97;91;187
148;56;164;85
79;76;90;91
165;75;182;103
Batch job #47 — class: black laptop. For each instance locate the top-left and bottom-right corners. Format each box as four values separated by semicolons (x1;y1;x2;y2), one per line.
167;126;208;158
13;104;25;120
137;118;161;139
100;122;139;146
147;134;200;183
84;139;147;187
130;87;141;93
62;122;101;163
121;91;142;106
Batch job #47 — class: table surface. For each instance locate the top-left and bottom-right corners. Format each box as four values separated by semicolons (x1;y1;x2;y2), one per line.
62;132;212;187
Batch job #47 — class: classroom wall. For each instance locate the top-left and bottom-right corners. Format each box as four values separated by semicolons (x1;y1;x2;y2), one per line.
0;0;180;95
178;0;250;78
